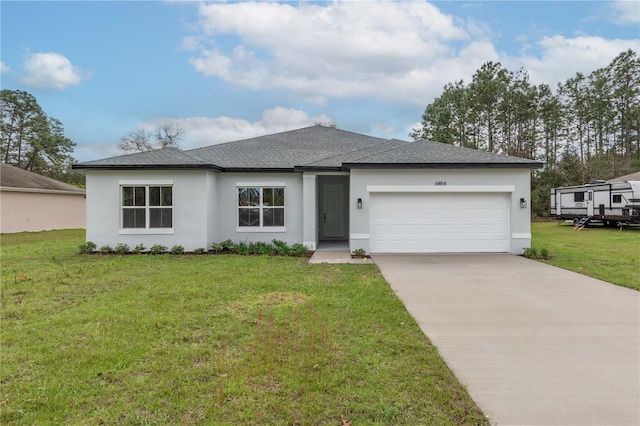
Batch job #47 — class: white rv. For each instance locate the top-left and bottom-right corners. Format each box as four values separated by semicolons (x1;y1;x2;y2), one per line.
550;180;640;226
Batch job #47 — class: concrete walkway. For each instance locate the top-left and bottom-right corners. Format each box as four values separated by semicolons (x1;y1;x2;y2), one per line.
374;254;640;426
308;250;373;264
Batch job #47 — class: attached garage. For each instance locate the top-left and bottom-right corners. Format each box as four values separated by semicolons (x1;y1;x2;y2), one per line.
369;191;510;253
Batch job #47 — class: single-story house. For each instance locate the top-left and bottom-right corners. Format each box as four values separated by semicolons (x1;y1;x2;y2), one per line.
73;125;542;254
0;163;86;233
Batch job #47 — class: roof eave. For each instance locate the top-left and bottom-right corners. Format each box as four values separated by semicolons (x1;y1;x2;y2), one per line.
221;167;296;173
342;162;544;170
293;165;343;172
73;164;221;171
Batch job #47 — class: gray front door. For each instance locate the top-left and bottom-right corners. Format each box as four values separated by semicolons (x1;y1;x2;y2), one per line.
322;184;344;238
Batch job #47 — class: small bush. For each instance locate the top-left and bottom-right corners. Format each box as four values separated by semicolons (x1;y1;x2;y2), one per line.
220;239;235;252
193;247;206;255
271;239;290;255
236;241;249;255
99;245;114;254
352;248;366;257
290;243;309;256
78;241;97;254
114;243;130;254
170;245;185;255
539;247;550;259
211;242;223;253
133;243;146;254
149;244;168;255
523;247;538;259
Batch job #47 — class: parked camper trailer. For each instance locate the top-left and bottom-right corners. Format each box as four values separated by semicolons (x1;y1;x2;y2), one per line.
550;180;640;226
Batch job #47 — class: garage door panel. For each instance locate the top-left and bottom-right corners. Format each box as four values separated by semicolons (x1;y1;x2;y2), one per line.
370;192;509;253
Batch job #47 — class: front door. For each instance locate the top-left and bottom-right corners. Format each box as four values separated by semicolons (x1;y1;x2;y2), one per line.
322;184;344;238
587;190;594;216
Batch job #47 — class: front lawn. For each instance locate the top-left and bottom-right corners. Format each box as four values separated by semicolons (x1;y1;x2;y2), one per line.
531;222;640;291
1;230;487;425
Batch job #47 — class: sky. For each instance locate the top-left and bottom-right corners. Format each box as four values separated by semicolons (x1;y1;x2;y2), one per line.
1;1;639;162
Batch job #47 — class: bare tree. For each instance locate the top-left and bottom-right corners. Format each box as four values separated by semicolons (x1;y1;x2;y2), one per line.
119;129;153;152
119;124;184;153
155;124;184;149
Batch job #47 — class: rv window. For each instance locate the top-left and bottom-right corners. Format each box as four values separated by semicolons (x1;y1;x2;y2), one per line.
613;194;622;203
574;192;585;202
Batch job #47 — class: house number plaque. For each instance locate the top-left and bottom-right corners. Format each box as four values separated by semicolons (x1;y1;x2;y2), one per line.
435;181;447;186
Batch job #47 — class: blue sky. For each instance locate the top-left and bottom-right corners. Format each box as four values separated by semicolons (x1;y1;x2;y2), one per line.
1;1;639;162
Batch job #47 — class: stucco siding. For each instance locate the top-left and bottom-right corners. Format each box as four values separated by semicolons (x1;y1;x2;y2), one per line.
0;190;86;233
349;168;532;254
215;173;303;245
86;170;211;250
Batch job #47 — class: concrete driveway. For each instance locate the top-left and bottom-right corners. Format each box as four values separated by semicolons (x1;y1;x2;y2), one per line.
374;254;640;426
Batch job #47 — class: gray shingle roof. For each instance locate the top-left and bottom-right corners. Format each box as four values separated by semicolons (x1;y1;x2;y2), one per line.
185;126;399;169
607;170;640;182
74;125;543;171
0;163;85;193
343;140;540;168
76;147;210;169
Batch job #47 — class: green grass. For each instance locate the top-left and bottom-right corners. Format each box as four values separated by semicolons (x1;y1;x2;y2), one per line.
1;230;487;425
531;222;640;291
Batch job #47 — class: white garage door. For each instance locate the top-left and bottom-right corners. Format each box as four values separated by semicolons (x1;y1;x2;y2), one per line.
370;192;509;253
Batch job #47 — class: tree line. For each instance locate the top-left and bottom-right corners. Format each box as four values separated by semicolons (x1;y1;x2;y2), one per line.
411;49;640;217
1;89;184;186
0;90;82;184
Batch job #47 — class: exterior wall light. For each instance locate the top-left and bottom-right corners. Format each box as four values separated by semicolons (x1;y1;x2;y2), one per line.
357;198;363;209
520;198;527;208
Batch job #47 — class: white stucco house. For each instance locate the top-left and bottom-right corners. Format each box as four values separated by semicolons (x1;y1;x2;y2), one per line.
73;126;542;254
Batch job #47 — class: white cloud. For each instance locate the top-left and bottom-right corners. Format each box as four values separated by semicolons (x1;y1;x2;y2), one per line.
20;52;90;89
187;1;483;105
0;61;9;73
609;1;640;24
139;107;334;149
506;36;639;86
184;1;638;106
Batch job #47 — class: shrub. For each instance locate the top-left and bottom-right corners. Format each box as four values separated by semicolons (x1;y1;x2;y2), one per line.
114;243;130;254
235;241;249;255
290;243;309;256
539;247;550;259
211;242;223;253
220;239;235;252
170;245;185;255
99;245;113;254
149;244;168;255
271;239;290;255
523;247;538;259
193;247;206;255
78;241;97;254
352;248;366;257
133;243;146;254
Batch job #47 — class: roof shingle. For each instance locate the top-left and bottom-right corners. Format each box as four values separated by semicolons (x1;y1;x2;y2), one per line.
0;163;85;193
74;125;543;171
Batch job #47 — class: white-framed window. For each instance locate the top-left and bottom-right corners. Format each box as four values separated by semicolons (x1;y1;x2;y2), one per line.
237;185;285;229
121;185;173;230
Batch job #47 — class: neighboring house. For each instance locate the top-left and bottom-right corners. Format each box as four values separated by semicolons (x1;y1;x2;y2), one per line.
73;125;542;254
607;170;640;183
0;163;86;233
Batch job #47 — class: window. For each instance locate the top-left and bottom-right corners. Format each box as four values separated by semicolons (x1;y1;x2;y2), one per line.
574;192;585;202
238;186;284;228
122;186;172;229
613;194;622;203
